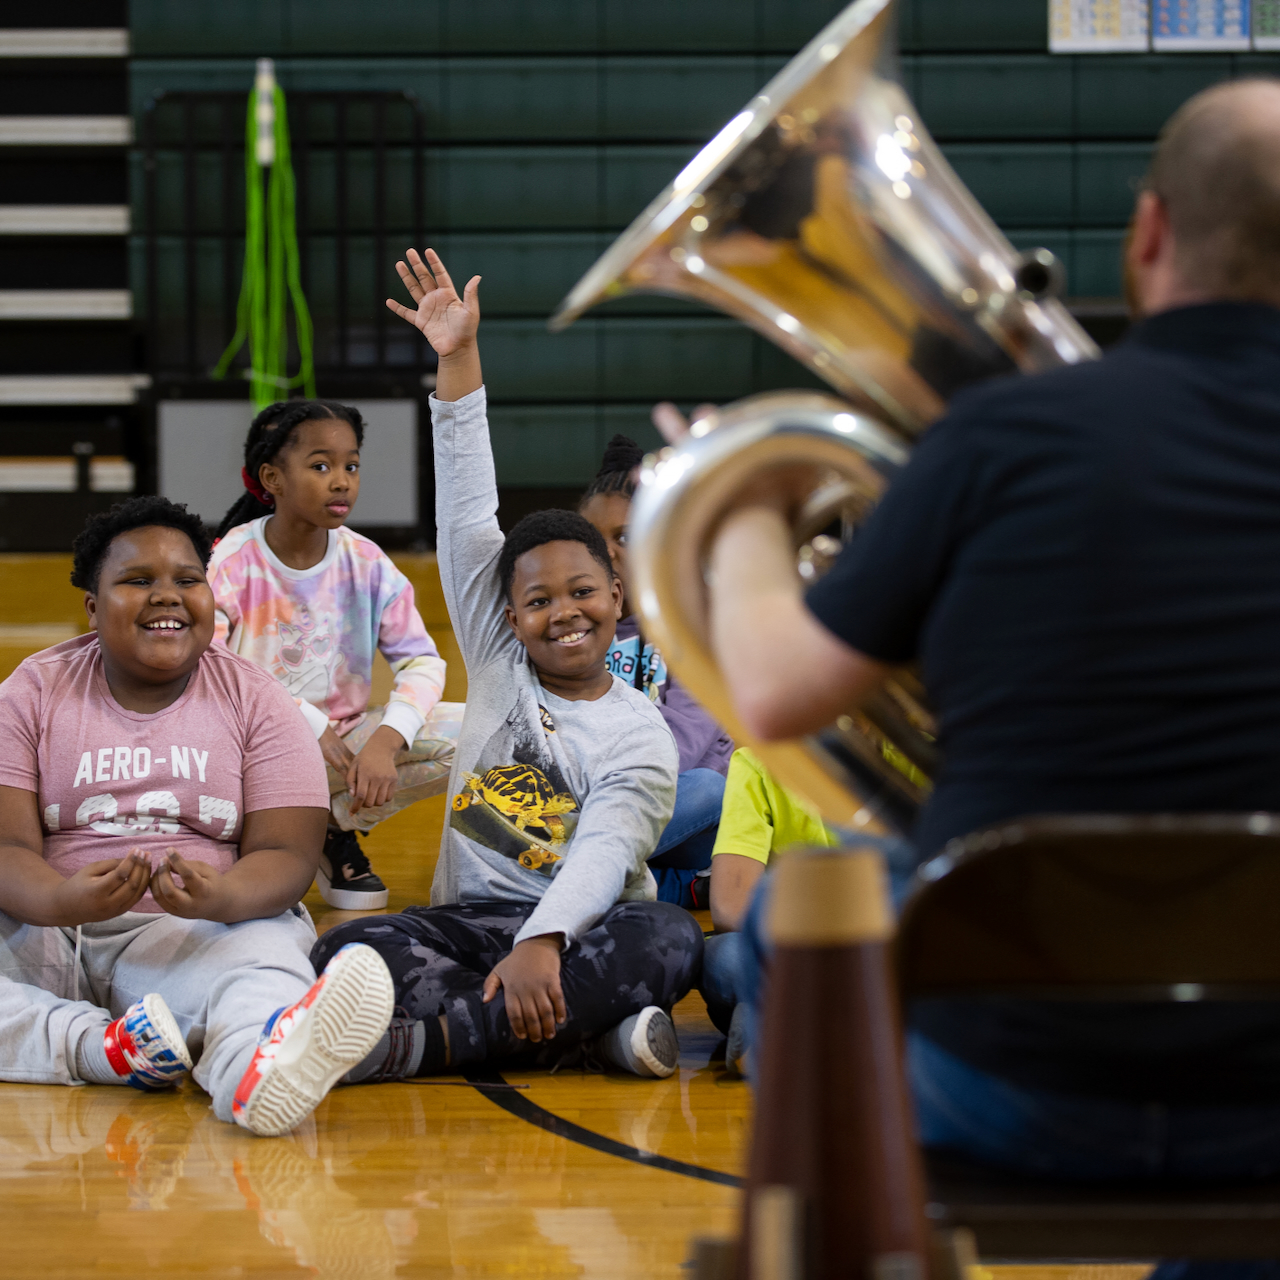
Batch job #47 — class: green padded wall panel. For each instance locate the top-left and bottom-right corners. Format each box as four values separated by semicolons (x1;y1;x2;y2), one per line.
942;144;1071;227
131;0;851;57
1072;230;1127;297
901;0;1047;52
134;57;775;143
918;56;1072;140
486;404;666;487
1074;56;1232;137
1074;143;1152;226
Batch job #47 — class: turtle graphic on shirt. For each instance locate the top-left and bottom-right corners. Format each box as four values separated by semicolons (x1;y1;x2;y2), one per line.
453;763;577;870
449;716;580;877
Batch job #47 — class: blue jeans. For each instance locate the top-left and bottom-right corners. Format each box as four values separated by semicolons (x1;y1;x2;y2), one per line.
701;931;749;1036
649;768;725;906
734;867;1280;1270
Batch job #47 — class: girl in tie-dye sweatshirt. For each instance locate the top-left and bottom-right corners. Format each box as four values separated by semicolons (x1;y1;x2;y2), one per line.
208;399;462;910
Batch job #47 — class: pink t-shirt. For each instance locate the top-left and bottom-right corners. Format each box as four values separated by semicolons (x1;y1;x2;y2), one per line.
0;634;329;912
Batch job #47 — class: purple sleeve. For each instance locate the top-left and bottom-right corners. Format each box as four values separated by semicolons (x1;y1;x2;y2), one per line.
658;670;734;776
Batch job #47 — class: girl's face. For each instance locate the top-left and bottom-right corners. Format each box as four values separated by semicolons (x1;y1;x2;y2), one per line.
260;418;361;529
579;492;632;615
86;526;215;685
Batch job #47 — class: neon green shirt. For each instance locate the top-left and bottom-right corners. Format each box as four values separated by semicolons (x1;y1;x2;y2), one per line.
711;748;836;865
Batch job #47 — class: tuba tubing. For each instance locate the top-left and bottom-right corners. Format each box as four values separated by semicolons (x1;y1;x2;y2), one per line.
629;391;923;832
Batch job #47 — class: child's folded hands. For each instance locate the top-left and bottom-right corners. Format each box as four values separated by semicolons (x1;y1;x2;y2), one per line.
49;851;152;924
149;849;232;921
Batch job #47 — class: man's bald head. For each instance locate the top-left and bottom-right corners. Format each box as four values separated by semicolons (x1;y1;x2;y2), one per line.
1148;79;1280;302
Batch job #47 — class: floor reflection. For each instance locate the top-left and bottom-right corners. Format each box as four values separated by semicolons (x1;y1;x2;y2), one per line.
0;1030;744;1277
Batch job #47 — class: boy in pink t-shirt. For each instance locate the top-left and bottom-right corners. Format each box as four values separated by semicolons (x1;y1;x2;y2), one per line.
0;496;394;1136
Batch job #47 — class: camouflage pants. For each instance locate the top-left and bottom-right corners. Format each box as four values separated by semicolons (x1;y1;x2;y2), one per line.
327;702;464;833
312;900;703;1070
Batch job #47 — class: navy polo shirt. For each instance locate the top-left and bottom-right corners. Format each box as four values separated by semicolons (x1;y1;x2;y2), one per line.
806;302;1280;1100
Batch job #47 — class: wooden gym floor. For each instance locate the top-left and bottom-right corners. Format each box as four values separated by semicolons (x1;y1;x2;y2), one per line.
0;554;1154;1278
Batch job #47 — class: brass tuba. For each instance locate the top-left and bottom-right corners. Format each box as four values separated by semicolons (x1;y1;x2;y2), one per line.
549;0;1100;833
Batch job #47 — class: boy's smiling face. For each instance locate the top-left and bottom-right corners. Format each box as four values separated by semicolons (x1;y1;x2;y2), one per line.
504;539;622;694
86;525;215;686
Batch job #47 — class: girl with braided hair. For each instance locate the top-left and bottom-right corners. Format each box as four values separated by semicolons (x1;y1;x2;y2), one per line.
208;399;461;909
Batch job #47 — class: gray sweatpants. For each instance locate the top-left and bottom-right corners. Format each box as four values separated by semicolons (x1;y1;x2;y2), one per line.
0;905;317;1123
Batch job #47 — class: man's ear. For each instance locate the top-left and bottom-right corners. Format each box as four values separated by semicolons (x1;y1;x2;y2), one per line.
1128;189;1168;270
503;601;520;637
84;592;98;631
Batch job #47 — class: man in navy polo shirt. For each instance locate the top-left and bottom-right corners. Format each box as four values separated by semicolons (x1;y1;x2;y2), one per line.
711;78;1280;1193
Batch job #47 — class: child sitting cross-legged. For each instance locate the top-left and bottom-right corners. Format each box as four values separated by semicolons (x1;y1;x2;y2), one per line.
315;249;703;1081
208;399;462;910
0;497;394;1135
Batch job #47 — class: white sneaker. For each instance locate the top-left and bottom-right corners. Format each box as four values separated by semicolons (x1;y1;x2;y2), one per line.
232;943;394;1136
104;993;193;1090
595;1006;680;1078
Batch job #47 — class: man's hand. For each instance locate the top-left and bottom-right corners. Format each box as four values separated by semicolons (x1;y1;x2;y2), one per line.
149;850;234;922
51;851;152;925
318;725;356;776
386;248;480;359
651;400;717;445
346;725;402;814
482;934;566;1043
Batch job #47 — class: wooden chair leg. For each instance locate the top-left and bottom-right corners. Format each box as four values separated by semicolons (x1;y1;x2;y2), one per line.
736;846;932;1280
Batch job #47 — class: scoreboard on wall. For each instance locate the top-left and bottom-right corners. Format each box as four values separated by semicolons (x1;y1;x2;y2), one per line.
1050;0;1280;49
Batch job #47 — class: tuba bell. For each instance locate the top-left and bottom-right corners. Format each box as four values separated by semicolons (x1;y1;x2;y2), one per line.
549;0;1100;833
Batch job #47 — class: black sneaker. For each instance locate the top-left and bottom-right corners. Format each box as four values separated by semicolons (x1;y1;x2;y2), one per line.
317;829;389;909
690;869;713;911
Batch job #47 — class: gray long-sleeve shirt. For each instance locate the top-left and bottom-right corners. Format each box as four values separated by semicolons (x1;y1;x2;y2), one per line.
429;387;678;946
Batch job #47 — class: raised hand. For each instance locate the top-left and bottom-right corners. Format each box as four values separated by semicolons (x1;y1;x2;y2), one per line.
651;401;718;446
386;248;480;359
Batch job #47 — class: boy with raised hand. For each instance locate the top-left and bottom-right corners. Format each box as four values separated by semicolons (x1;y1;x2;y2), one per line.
316;249;702;1081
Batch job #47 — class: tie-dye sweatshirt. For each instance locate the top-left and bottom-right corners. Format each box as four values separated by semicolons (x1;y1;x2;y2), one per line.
208;517;446;748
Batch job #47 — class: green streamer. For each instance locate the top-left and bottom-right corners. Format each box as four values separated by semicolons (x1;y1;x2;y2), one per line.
214;84;315;409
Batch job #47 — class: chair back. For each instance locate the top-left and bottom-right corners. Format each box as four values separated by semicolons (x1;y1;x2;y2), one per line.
896;813;1280;1001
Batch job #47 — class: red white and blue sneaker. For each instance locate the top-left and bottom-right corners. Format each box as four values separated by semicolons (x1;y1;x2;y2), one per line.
104;994;193;1091
232;943;394;1137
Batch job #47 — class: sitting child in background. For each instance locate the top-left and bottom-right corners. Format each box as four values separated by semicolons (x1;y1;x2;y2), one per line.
700;747;835;1075
0;496;394;1136
316;248;703;1083
579;436;733;908
209;400;462;909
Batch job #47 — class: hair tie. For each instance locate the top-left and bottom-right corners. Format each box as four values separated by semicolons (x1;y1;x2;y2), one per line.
241;466;274;507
